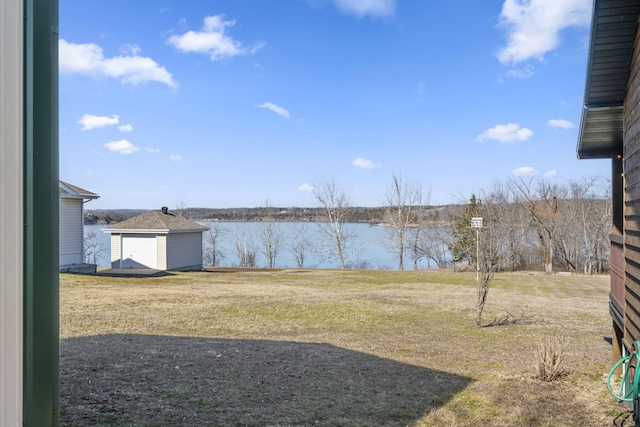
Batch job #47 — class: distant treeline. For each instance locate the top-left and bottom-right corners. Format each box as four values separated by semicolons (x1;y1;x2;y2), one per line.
84;205;449;225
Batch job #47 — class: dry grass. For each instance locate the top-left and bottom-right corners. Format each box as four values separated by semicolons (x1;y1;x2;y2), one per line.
60;269;624;426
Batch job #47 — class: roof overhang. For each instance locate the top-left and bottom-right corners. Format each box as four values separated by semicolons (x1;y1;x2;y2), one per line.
103;228;209;234
578;106;624;159
59;180;100;200
577;0;640;159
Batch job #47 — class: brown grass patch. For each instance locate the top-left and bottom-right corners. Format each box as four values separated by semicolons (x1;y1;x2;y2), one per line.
60;270;624;426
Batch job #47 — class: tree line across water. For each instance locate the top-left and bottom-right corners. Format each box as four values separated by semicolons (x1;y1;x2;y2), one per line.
84;174;611;277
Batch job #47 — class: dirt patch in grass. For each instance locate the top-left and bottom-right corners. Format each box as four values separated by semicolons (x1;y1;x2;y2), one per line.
60;270;626;426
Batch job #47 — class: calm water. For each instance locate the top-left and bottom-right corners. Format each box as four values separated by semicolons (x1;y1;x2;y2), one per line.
84;221;443;270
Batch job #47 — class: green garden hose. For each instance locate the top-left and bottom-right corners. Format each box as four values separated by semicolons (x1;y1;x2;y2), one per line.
608;341;640;403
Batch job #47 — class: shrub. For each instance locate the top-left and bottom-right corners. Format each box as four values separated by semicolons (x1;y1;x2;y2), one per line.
533;333;565;381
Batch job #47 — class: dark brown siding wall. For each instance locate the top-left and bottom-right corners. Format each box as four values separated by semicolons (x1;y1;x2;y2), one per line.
624;21;640;344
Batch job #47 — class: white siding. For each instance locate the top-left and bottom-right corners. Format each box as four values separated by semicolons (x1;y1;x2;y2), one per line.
166;232;203;270
0;0;23;423
59;198;84;265
110;234;121;268
157;235;167;270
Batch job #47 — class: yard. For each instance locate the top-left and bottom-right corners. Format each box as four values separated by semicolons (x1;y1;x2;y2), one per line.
60;269;623;426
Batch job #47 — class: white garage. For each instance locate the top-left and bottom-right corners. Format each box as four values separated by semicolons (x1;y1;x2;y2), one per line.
104;207;209;271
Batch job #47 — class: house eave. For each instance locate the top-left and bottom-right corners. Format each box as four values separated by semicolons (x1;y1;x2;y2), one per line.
103;228;209;234
59;194;100;201
59;180;100;200
577;0;640;159
577;106;624;159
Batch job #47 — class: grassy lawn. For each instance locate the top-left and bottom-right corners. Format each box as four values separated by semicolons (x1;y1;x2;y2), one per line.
60;269;624;426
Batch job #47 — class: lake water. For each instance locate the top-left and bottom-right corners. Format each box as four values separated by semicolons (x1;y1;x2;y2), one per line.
85;221;445;270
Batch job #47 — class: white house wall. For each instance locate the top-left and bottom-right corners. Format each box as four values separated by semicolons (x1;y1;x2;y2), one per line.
110;234;121;269
0;0;23;423
157;235;168;270
59;198;84;265
167;232;203;270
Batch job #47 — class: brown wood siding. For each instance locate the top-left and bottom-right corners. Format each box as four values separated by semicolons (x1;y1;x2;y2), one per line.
623;20;640;344
612;241;625;305
625;151;640;177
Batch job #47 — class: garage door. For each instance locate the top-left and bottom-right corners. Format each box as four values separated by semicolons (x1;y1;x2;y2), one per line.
121;235;157;268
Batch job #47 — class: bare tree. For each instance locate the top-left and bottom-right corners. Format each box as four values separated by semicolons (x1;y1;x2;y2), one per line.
204;224;227;267
258;200;285;268
404;187;438;270
235;224;257;268
288;221;312;268
84;231;106;265
175;199;188;218
473;193;512;326
414;225;451;270
569;176;611;274
490;180;529;271
406;226;426;270
449;193;508;326
382;174;424;270
311;179;356;269
509;177;570;274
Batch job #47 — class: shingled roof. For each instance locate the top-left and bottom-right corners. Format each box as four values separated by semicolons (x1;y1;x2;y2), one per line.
104;208;209;233
59;180;99;200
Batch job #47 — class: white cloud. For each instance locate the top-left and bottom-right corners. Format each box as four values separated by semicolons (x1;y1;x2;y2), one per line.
145;147;160;153
496;0;592;65
170;154;182;162
257;102;291;119
168;15;264;61
332;0;396;17
78;113;119;130
503;65;535;80
105;140;139;154
544;170;558;178
548;119;575;129
475;123;533;143
352;157;378;169
512;166;537;176
59;39;177;88
298;183;314;193
118;124;133;132
119;43;141;56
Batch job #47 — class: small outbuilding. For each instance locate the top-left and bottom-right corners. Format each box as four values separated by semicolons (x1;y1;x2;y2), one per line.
104;207;209;271
59;180;99;273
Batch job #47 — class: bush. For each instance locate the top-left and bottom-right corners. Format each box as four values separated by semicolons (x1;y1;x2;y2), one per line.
533;333;565;381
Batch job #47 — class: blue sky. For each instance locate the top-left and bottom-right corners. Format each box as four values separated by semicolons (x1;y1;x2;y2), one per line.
59;0;605;209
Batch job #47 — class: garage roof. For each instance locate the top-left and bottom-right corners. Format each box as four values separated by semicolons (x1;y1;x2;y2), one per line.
577;0;640;159
104;208;209;234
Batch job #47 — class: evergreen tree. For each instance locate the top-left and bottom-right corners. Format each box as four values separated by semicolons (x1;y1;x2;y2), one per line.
448;194;480;266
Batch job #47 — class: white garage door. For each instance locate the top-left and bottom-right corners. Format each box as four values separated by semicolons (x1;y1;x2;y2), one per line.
121;235;157;268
